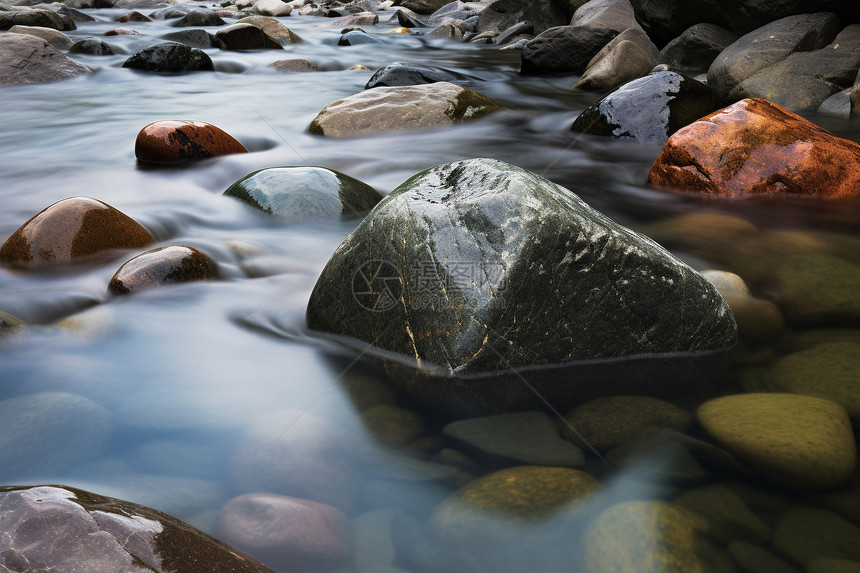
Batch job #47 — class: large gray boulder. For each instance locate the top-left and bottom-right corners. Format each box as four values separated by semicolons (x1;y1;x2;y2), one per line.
0;33;90;86
306;159;737;412
570;0;641;34
520;25;618;74
475;0;569;35
0;485;274;573
659;23;738;74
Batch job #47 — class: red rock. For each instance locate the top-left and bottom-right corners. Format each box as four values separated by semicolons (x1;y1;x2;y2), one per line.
0;197;154;269
108;245;214;295
217;493;351;572
104;27;139;35
648;98;860;198
135;120;247;164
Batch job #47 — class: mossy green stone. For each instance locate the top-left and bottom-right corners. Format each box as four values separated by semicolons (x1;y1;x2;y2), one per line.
773;507;860;565
770;254;860;325
675;484;770;543
762;342;860;422
223;166;382;221
697;393;856;490
808;558;860;573
726;542;797;573
585;500;712;573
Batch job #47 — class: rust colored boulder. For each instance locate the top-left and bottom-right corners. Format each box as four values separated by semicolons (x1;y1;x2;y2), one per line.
0;197;154;269
648;98;860;198
135;120;247;164
108;245;215;295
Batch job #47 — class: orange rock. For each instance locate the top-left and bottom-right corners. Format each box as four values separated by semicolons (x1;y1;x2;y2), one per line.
648;98;860;198
134;120;247;164
108;245;214;294
0;197;154;269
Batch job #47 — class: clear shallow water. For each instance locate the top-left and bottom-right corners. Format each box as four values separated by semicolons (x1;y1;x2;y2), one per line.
2;6;860;572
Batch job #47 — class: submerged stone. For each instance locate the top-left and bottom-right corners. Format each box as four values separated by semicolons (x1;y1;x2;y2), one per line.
223;166;382;220
108;245;215;295
306;159;736;412
0;196;154;269
649;98;860;198
0;485;275;573
571;70;722;143
135;120;247;164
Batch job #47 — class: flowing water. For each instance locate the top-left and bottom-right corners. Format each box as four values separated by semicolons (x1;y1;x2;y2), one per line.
2;7;860;572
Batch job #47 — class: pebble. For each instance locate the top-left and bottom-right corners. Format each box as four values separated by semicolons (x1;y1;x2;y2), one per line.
0;196;154;269
701;270;751;298
270;58;319;72
674;484;771;543
772;506;860;565
444;411;585;466
697;393;856;490
108;245;215;295
135;120;247;164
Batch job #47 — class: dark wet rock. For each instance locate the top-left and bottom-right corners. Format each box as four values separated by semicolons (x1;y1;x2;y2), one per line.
648;98;860;197
0;9;73;31
0;310;25;336
104;27;138;36
308;82;504;138
768;255;860;325
727;542;798;573
397;0;450;15
69;38;114;55
394;7;429;28
365;62;467;89
0;393;110;477
135;120;247;164
574;27;659;91
762;342;860;422
443;411;585;466
223;165;382;221
721;294;784;343
149;6;198;19
585;501;712;573
494;20;534;45
123;42;214;72
570;0;640;34
306;159;736;412
118;10;151;22
427;1;486;26
108;245;215;295
0;33;90;86
59;6;96;23
270;58;319;72
431;466;599;544
476;0;568;36
697;393;856;491
428;22;463;39
217;493;350;573
329;11;378;28
853;70;860;117
628;0;860;48
521;25;618;74
253;0;292;17
818;88;851;116
659;23;738;74
216;23;283;50
161;29;223;49
808;558;860;573
772;506;860;565
7;25;73;49
571;71;722;143
338;30;382;45
0;485;275;573
675;484;771;544
721;22;860;111
0;196;154;269
173;10;225;27
237;16;302;45
707;13;842;102
561;395;691;453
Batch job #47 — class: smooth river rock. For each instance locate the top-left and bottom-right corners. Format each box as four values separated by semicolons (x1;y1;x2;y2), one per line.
135;120;247;163
216;23;283;50
7;25;74;50
0;196;154;269
237;16;302;45
520;25;618;74
123;42;214;72
574;27;659;92
658;23;738;74
0;33;91;86
306;158;736;412
648;98;860;198
0;9;73;31
0;485;275;573
697;393;856;490
571;71;722;143
365;62;467;89
768;254;860;325
108;245;215;295
308;82;504;138
223;165;382;220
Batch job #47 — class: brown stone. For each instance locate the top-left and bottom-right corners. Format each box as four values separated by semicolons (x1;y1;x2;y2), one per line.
104;27;139;35
135;120;247;164
108;245;214;295
0;197;154;269
117;11;152;22
215;23;283;51
217;493;350;573
648;98;860;198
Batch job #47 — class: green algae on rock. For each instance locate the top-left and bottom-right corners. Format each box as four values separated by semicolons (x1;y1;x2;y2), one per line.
0;485;274;573
0;196;154;269
306;158;736;412
108;245;215;295
223;166;382;220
